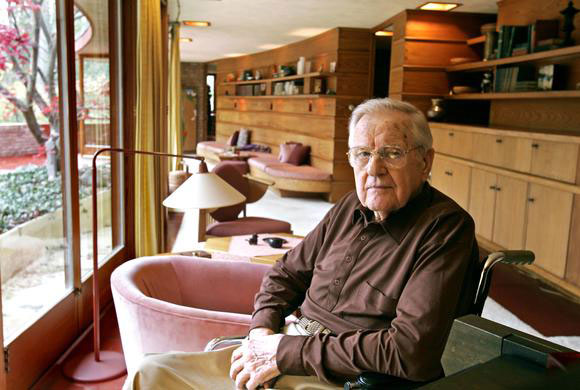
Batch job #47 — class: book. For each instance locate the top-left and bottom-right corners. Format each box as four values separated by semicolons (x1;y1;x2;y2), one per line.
530;19;560;51
537;38;564;46
497;25;532;58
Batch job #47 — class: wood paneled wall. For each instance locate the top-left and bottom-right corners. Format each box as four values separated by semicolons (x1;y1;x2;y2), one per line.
213;28;372;202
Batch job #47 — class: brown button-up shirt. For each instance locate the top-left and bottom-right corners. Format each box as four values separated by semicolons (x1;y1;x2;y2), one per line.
251;182;479;383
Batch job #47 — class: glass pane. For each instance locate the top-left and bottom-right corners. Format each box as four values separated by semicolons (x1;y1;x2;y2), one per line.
74;2;115;277
0;0;68;341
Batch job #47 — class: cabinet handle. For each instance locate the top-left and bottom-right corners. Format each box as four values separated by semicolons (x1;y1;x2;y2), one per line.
308;101;313;112
531;143;539;149
489;185;496;190
528;197;535;203
495;138;503;144
448;132;454;137
445;170;453;176
233;101;238;109
495;187;501;192
269;102;274;110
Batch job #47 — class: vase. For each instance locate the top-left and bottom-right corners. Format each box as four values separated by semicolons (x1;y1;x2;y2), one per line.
427;98;446;121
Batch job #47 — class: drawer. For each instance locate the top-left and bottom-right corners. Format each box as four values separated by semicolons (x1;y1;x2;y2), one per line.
431;126;473;160
431;156;471;210
471;133;532;172
529;140;578;184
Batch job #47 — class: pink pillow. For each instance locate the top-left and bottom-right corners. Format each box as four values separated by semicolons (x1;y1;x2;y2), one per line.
279;142;310;166
227;131;239;146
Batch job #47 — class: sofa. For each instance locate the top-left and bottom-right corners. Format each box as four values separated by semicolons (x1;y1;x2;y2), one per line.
197;141;332;196
111;255;270;375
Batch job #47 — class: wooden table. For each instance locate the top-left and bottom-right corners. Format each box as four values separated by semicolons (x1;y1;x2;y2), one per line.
217;153;251;161
204;232;302;265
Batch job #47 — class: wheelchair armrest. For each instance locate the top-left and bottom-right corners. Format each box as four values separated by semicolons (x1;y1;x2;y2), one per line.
204;335;246;352
344;372;427;390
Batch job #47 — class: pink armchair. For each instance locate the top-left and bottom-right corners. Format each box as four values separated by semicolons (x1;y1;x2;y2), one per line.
111;255;270;375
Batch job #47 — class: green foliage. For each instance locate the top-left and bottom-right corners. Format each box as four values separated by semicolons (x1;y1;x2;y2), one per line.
0;166;93;234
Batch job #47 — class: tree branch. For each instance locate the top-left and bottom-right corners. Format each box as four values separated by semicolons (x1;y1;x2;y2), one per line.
26;8;42;105
0;84;28;112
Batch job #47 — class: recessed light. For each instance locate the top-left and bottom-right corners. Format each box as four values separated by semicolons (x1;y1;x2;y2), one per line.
183;21;211;27
374;31;393;36
179;37;193;43
224;53;247;58
417;2;461;11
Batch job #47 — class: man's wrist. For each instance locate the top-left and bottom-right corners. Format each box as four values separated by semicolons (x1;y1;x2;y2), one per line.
249;327;275;339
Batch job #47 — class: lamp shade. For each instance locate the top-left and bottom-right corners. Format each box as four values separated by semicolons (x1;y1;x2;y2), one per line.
162;172;246;211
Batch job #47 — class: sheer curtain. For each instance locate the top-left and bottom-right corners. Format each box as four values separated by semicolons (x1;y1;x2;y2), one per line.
168;23;183;171
134;0;165;256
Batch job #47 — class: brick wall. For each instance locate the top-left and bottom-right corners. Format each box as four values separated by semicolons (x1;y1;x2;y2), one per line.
0;124;49;157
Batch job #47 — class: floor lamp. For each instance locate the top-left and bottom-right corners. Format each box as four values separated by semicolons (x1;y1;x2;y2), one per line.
62;148;246;382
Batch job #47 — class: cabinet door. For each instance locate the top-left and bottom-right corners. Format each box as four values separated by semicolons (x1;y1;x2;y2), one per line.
492;175;528;250
431;127;472;160
525;184;573;278
530;140;579;184
430;156;449;195
445;160;471;210
472;133;532;172
468;169;497;241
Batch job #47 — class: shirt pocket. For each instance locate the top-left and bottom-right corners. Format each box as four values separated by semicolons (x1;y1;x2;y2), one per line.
357;280;399;319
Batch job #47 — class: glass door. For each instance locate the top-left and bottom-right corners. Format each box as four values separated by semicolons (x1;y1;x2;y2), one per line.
0;0;127;387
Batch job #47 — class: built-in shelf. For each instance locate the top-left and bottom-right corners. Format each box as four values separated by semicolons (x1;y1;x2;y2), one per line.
447;90;580;100
221;72;334;86
446;45;580;72
220;94;331;99
466;35;486;46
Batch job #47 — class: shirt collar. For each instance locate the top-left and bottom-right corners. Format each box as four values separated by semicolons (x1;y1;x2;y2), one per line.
352;182;433;244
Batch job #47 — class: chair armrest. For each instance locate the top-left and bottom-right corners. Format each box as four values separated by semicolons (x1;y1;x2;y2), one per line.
244;174;274;203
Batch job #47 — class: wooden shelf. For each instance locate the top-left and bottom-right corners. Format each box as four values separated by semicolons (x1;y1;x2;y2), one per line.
467;35;485;46
447;90;580;100
446;45;580;72
221;72;334;86
219;94;331;99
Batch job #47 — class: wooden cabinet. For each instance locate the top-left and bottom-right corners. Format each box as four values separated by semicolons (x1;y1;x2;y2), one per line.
430;155;471;210
468;168;527;249
431;126;473;160
471;133;532;173
525;184;573;278
430;122;580;294
529;140;578;184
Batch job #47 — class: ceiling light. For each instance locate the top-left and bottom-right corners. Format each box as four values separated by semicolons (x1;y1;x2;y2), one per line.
224;53;247;58
179;37;193;43
183;21;211;27
417;2;461;11
375;31;393;36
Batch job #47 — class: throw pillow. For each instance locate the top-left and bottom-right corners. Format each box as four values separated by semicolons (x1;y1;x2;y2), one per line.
227;131;239;146
236;128;251;147
279;142;310;166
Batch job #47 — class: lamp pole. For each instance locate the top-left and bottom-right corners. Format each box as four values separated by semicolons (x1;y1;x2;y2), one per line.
63;148;205;382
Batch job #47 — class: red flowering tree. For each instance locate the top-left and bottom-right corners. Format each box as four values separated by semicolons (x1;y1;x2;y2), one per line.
0;0;59;149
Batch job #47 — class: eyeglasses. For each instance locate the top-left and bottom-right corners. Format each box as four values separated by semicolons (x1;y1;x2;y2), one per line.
347;145;423;169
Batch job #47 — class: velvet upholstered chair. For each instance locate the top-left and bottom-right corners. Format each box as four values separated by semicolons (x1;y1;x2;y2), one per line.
111;255;271;376
206;161;292;236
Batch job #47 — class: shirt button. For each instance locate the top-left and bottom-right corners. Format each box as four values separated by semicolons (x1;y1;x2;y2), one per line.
360;235;367;241
334;279;340;286
345;256;352;263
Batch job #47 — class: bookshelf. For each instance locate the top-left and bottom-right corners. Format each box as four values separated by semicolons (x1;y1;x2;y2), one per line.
447;90;580;100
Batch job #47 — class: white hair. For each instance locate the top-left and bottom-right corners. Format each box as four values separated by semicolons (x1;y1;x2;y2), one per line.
348;98;433;151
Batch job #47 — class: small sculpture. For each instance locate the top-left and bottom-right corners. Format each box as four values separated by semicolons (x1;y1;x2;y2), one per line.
561;1;579;46
481;72;493;93
247;233;258;245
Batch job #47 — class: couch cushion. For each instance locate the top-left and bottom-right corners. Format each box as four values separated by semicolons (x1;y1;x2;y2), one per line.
227;131;239;146
207;217;292;236
197;141;228;154
248;155;279;171
264;163;331;181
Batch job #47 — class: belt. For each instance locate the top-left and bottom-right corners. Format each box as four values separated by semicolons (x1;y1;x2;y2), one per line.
297;316;333;336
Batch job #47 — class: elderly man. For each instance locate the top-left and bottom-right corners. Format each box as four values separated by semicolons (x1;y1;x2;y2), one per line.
128;98;479;390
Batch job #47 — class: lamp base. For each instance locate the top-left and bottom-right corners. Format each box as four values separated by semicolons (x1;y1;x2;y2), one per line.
62;350;126;382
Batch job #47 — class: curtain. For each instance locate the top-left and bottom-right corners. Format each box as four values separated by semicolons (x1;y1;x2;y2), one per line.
134;0;164;256
168;23;182;171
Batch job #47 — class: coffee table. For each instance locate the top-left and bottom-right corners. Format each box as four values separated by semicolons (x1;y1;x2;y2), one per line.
204;233;302;265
